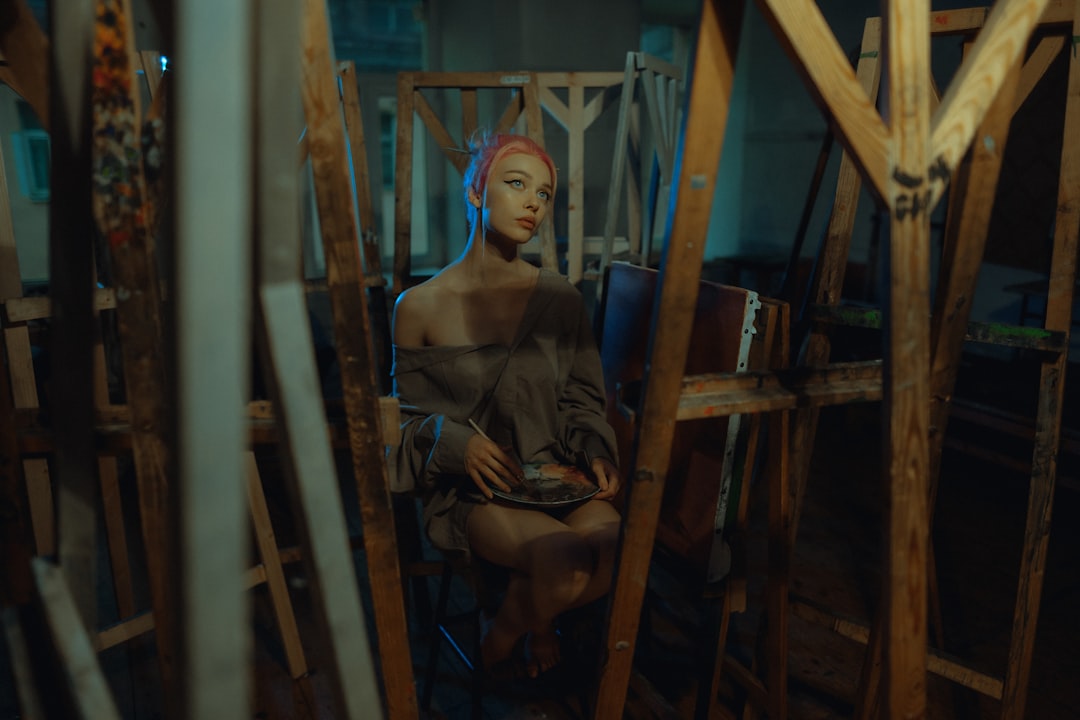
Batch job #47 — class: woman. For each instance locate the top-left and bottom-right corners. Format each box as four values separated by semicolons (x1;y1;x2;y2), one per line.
392;132;621;679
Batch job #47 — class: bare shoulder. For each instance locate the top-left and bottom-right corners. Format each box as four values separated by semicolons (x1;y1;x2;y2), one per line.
392;275;450;346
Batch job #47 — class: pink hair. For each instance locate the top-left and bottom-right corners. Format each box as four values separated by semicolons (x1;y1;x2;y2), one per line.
463;132;557;225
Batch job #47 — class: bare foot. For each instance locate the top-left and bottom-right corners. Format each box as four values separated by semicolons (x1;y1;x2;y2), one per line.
478;612;519;671
524;625;560;677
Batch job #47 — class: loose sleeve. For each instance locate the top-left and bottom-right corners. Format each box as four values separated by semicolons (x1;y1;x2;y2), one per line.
557;302;619;468
393;370;473;492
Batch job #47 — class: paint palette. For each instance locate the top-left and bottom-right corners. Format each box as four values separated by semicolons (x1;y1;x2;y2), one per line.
490;463;600;507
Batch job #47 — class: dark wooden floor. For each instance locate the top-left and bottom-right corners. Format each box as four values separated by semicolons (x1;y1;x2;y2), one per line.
2;355;1079;720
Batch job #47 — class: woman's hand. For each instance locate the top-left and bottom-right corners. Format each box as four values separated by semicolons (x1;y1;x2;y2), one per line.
464;433;523;499
591;457;621;500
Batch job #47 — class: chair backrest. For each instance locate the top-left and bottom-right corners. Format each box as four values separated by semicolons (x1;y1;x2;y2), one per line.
598;261;786;588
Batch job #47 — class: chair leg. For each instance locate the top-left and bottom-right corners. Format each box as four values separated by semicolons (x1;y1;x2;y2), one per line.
421;563;455;711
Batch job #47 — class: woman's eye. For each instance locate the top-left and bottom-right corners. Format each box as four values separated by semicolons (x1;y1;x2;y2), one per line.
538;191;549;201
508;179;524;188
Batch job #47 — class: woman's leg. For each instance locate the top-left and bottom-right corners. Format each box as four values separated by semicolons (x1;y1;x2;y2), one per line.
467;501;596;674
562;498;621;608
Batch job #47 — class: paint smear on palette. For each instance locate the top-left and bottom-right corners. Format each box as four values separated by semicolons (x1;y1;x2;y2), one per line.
491;463;599;507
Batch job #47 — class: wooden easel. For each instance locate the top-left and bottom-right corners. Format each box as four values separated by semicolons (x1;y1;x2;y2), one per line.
598;52;684;299
784;7;1079;720
592;1;1071;719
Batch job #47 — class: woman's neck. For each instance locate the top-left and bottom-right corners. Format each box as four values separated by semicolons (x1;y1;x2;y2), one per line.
457;229;534;282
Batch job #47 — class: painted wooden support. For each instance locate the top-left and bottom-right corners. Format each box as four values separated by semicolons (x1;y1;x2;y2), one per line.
300;0;418;717
91;0;176;697
592;1;746;716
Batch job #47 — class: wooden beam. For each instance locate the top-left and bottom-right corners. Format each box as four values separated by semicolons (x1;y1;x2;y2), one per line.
881;1;932;717
301;0;417;717
675;360;883;419
171;0;254;715
593;1;745;716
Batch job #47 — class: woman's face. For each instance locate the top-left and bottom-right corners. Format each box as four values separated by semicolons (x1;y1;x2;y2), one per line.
471;152;553;244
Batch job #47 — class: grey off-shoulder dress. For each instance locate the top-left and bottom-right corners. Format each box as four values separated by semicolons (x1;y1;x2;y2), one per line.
391;269;618;562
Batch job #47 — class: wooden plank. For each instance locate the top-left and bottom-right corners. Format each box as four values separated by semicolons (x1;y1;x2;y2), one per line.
929;0;1052;208
785;15;880;551
599;53;639;301
33;558;122;719
300;1;417;717
593;1;745;716
582;83;622;128
53;0;98;631
493;87;525;133
171;0;255;716
4;288;117;322
94;611;155;652
408;70;535;88
757;0;890;200
928;56;1020;507
640;69;671;181
790;597;1005;698
91;274;136;622
245;454;307;678
91;0;175;694
1000;6;1080;717
461;87;478;139
412;90;470;173
392;73;415;293
928;0;1073;34
676;360;882;419
1013;36;1066;112
0;323;32;607
566;84;586;284
338;62;376;242
539;85;569;130
765;408;790;720
881;2;932;718
339;61;392;393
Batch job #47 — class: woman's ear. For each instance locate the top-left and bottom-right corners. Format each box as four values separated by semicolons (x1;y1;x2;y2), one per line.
467;187;482;208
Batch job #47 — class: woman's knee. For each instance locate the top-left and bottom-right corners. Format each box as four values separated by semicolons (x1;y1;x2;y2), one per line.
527;531;594;598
